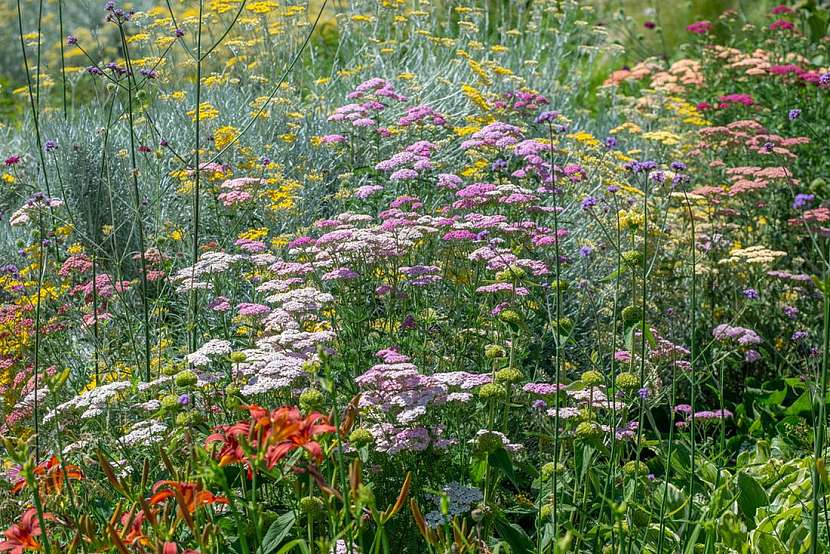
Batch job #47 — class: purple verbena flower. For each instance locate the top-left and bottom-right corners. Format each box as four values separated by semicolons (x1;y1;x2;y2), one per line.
793;193;814;210
535;110;560;124
581;196;598;210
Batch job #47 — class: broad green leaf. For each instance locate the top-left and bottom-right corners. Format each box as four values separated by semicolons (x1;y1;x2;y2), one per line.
257;511;296;554
752;532;786;554
493;512;534;554
736;472;767;526
489;448;518;486
470;457;487;483
275;539;310;554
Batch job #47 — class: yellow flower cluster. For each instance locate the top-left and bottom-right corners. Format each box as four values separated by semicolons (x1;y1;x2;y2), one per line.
214;125;240;151
187;102;220;122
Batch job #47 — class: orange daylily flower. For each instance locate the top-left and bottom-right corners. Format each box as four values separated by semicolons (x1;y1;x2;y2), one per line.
11;456;84;497
263;407;334;467
115;509;151;548
149;480;228;514
162;542;200;554
205;405;335;473
0;508;51;554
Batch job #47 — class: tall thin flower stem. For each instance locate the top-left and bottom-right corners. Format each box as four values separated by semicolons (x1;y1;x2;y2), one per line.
657;334;679;553
33;214;47;462
546;122;563;543
322;357;355;554
628;170;651;554
90;91;117;386
607;194;623;553
58;0;68;118
29;485;51;553
119;24;152;381
35;0;43;108
190;0;205;353
16;0;52;202
92;253;100;387
683;190;698;505
811;265;830;554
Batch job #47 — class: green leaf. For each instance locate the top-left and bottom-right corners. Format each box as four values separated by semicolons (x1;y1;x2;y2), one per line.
757;383;787;407
807;11;829;43
656;481;686;516
274;539;310;554
698;461;718;487
784;391;813;416
784;389;830;416
493;512;534;554
736;472;767;526
644;523;679;549
602;264;630;283
257;511;296;554
683;524;702;554
752;532;786;554
470;457;487;483
641;323;657;348
489;448;518;486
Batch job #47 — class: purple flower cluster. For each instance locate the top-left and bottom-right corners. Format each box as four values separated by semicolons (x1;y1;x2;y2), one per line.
712;324;762;345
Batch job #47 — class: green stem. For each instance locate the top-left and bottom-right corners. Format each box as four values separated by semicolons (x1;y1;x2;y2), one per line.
33;214;47;460
683;190;698;521
547;122;563;545
58;0;68;118
190;0;205;353
811;268;830;554
119;24;152;381
30;486;52;553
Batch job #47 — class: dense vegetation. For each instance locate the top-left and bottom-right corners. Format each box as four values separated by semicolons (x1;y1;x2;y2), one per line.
1;1;829;552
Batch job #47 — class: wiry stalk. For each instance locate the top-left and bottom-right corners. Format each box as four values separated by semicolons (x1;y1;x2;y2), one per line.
657;328;679;553
684;189;698;514
17;0;51;462
118;23;152;381
811;267;830;553
190;0;205;353
625;170;650;554
58;0;68;118
546;122;563;544
16;0;52;200
35;0;43;108
92;253;100;387
33;214;47;461
606;194;623;553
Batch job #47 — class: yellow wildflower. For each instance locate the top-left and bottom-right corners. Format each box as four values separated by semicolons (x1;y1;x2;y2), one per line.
238;228;269;241
186;102;219;122
213;126;240;151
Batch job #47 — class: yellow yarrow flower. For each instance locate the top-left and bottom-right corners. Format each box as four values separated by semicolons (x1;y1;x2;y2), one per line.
238;228;269;241
213;126;240;151
568;131;600;148
186;102;219;122
461;85;490;111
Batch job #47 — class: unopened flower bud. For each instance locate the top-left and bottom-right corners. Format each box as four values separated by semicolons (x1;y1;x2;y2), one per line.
580;370;603;387
299;388;325;412
615;372;640;391
495;367;522;384
175;369;197;387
